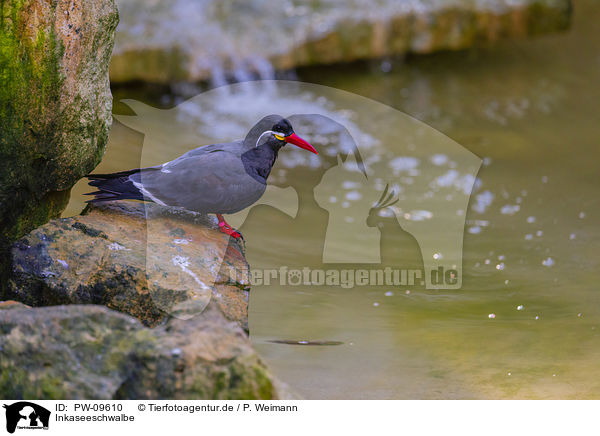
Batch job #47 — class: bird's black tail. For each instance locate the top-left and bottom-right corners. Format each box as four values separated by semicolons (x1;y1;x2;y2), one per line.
85;169;145;203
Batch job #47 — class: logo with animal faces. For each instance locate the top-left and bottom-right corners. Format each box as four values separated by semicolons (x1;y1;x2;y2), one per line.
3;402;50;434
113;80;481;317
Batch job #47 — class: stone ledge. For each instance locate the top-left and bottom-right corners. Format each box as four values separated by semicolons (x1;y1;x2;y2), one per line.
6;201;249;330
0;303;295;399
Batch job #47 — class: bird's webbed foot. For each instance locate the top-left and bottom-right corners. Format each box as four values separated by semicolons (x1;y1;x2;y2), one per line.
217;214;243;240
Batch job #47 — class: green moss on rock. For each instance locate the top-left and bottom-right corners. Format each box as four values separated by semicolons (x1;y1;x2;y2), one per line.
0;0;119;250
0;304;295;399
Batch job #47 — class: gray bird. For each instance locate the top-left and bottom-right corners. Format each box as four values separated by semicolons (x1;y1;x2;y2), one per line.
86;115;317;239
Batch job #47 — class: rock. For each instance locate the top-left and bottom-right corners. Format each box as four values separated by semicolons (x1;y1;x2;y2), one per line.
0;0;119;247
1;202;297;399
0;304;293;400
5;201;250;331
0;301;30;310
110;0;572;83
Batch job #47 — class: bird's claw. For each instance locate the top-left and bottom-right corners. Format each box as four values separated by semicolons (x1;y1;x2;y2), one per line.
218;221;243;240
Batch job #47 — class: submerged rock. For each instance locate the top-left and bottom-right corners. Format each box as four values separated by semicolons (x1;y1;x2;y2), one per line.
5;201;250;331
0;303;293;399
0;0;119;247
110;0;572;83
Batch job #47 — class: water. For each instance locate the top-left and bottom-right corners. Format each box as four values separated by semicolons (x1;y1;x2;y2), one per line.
65;2;600;399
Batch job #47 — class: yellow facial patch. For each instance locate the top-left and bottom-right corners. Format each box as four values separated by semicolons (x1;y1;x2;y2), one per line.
274;134;285;141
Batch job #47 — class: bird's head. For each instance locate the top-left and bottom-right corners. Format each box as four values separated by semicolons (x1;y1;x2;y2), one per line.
251;115;318;154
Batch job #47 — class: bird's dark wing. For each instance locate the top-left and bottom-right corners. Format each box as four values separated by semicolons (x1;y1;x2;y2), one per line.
131;149;266;214
173;140;247;161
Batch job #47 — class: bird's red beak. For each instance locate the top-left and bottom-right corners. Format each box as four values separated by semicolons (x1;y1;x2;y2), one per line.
285;133;318;155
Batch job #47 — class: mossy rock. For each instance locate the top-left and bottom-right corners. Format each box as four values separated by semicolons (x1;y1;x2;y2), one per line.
0;0;119;248
0;304;294;399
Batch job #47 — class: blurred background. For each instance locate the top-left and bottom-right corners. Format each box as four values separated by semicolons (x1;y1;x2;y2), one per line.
66;0;600;399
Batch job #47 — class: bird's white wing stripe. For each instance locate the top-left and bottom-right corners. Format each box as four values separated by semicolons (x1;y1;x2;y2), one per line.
132;180;167;206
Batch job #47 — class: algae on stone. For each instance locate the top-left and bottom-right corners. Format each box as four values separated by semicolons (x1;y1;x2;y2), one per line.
0;0;119;248
0;303;293;400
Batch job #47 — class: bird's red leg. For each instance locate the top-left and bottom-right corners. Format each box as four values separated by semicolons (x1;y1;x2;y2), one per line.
216;214;242;239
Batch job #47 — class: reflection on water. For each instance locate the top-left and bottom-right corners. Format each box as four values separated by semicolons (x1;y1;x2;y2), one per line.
66;2;600;399
269;340;344;346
